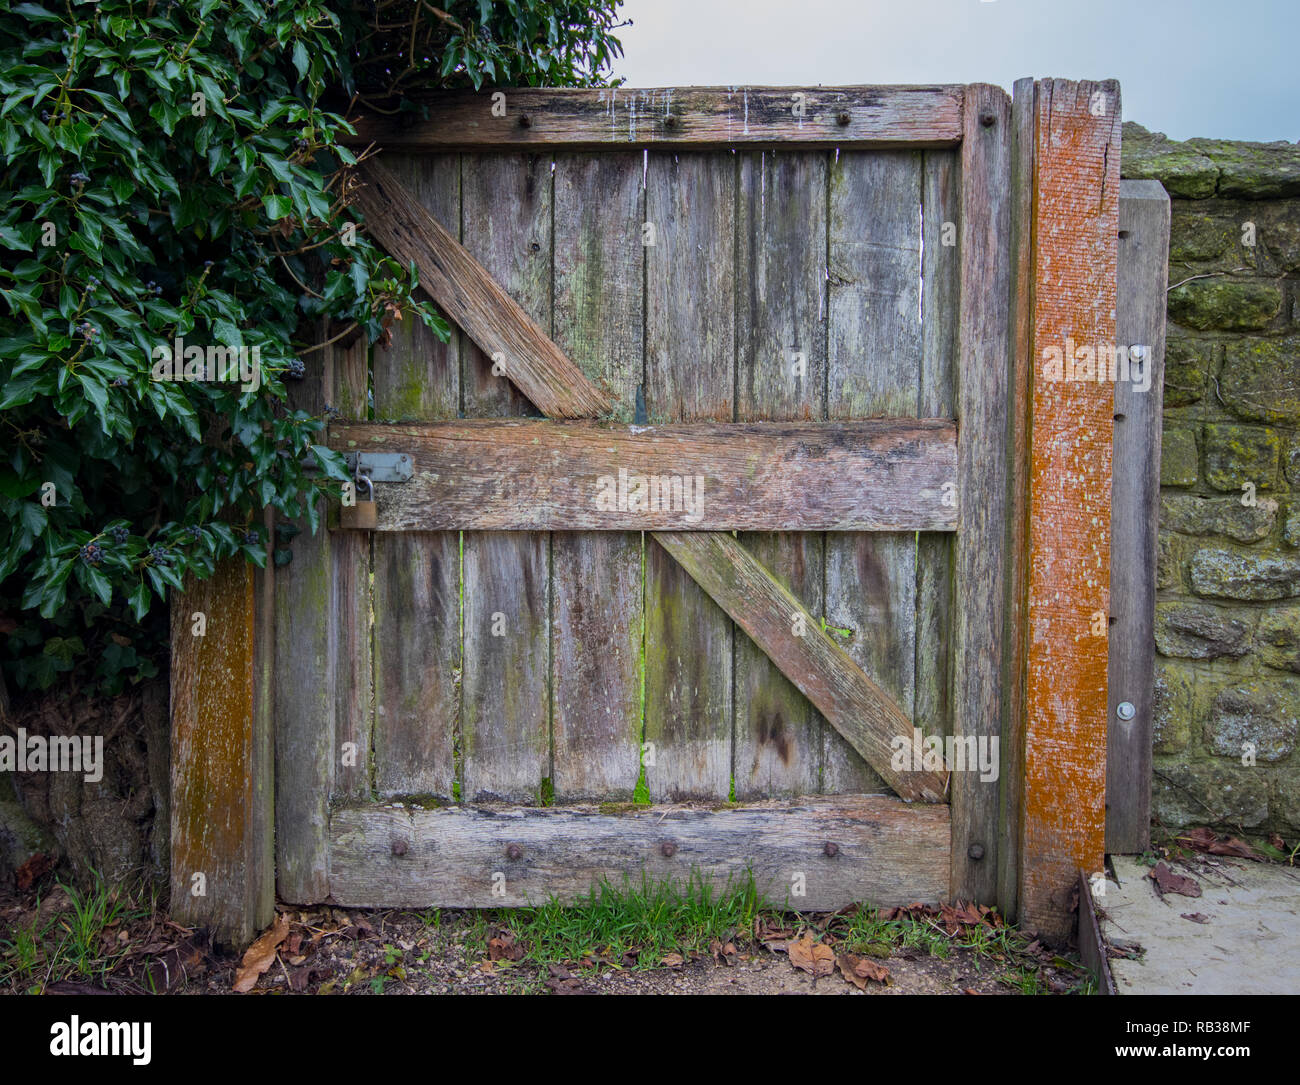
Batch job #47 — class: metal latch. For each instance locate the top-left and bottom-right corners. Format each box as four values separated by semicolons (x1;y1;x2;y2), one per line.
336;453;412;531
342;452;413;483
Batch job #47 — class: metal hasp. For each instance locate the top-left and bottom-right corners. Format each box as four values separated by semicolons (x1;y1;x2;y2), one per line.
342;452;414;483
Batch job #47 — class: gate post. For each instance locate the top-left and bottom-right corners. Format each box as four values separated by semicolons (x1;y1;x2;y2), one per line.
170;552;273;947
1014;78;1123;939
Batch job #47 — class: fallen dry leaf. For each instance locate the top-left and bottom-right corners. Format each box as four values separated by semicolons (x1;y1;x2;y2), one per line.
15;853;53;891
788;932;835;978
1180;913;1210;924
487;932;524;962
1148;862;1202;899
660;952;684;968
1176;827;1260;860
836;951;890;989
233;913;290;993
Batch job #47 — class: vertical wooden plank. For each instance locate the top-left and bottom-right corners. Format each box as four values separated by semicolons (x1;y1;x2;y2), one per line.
950;84;1013;904
170;558;271;946
329;334;373;803
551;152;644;800
643;152;735;801
733;149;827;800
461;153;551;803
823;150;922;794
997;77;1038;919
1106;180;1170;852
274;332;334;901
370;154;460;801
1019;79;1121;938
915;149;960;748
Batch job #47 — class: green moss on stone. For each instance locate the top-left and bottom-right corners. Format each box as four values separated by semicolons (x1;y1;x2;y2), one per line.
1160;426;1199;488
1219;337;1300;424
1168;278;1281;331
1203;424;1280;492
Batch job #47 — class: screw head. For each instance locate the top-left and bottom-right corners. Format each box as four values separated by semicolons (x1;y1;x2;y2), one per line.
391;838;408;857
660;841;677;859
823;841;839;858
506;843;523;861
518;114;531;129
967;843;985;861
1117;701;1136;721
979;111;996;128
836;111;851;126
663;114;678;128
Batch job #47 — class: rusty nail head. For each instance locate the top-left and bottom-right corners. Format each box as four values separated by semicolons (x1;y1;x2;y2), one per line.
836;111;851;126
979;111;996;128
518;114;531;129
506;843;523;861
660;841;676;858
968;843;985;861
823;841;839;858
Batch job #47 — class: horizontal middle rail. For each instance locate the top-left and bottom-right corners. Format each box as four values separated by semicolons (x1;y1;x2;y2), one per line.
330;418;958;532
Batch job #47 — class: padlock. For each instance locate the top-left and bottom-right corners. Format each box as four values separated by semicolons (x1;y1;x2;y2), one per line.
339;474;378;530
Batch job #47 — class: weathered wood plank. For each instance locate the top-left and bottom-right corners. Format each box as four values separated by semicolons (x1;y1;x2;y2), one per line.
652;531;948;802
1019;79;1121;939
551;152;644;800
915;150;959;756
734;150;828;799
328;333;373;803
344;86;966;150
950;84;1013;904
370;154;459;802
350;158;611;419
331;418;958;532
460;153;551;804
170;559;271;946
643;152;735;801
329;796;952;910
997;77;1038;921
274;324;335;902
1106;180;1170;853
824;150;923;795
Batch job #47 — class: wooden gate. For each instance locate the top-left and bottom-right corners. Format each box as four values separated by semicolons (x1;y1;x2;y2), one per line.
170;79;1169;946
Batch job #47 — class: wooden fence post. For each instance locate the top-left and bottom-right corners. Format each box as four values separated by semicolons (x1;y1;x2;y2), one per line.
1017;79;1123;939
170;555;273;947
1106;180;1171;852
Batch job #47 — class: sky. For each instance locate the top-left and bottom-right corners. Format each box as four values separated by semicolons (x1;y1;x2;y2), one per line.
612;0;1299;143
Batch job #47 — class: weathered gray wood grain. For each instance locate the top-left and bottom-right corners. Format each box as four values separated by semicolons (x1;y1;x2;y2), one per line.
330;418;958;531
1106;180;1169;853
824;150;923;794
950;84;1012;904
734;150;828;799
343;85;965;151
352;158;611;419
329;796;951;910
997;77;1037;919
274;324;334;902
643;152;735;801
459;153;551;804
370;154;460;802
551;152;646;801
915;149;959;756
653;531;948;802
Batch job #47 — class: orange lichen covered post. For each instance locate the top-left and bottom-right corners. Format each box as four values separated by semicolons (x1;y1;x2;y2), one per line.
1018;79;1122;939
170;557;273;947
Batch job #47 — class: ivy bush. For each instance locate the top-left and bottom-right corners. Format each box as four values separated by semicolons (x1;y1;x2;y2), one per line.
0;0;624;694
